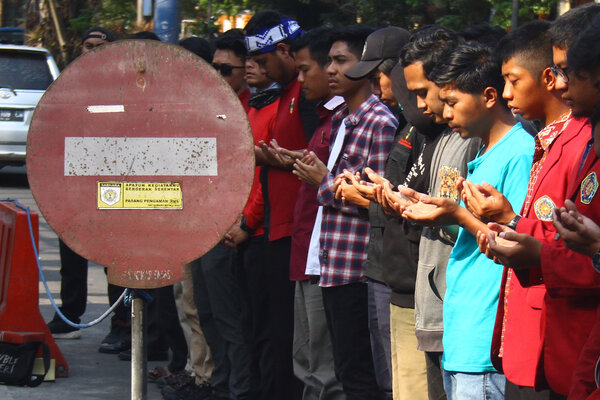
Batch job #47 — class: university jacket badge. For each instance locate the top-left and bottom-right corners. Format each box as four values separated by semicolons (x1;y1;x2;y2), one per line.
534;195;555;221
581;172;598;205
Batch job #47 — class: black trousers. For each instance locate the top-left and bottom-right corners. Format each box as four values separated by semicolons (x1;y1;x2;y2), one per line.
149;285;188;372
58;240;128;327
234;235;275;399
264;237;303;400
505;380;566;400
57;239;87;322
192;243;259;400
322;282;381;400
425;351;447;400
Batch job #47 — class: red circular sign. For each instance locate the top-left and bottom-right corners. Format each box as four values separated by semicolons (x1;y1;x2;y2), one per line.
27;40;254;288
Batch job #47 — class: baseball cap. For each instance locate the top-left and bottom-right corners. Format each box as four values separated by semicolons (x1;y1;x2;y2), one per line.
345;26;410;80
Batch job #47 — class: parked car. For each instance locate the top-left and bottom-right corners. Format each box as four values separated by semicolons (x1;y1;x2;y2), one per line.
0;45;59;168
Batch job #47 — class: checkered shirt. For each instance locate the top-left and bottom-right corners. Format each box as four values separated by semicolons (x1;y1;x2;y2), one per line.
317;94;398;287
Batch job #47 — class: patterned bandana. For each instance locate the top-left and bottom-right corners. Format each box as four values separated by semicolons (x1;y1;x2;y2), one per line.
245;19;302;55
248;87;282;110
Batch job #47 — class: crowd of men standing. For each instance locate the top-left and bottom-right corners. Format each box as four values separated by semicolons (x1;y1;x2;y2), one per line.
46;4;600;400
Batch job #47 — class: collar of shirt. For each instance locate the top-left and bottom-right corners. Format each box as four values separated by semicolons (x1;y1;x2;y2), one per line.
536;111;572;151
317;96;345;119
332;94;381;127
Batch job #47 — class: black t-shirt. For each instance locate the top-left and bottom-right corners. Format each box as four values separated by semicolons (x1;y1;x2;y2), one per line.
382;132;444;308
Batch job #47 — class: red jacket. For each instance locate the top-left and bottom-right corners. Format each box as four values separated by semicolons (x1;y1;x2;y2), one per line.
244;98;279;236
266;79;308;241
541;147;600;395
563;152;600;400
491;117;594;393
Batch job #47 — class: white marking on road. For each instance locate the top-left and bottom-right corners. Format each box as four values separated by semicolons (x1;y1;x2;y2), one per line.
87;105;125;113
64;137;218;176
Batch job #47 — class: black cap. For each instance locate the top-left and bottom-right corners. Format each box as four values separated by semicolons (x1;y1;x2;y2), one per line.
345;26;410;80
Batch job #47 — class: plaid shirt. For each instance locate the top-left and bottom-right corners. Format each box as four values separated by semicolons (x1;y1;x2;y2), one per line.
317;94;397;287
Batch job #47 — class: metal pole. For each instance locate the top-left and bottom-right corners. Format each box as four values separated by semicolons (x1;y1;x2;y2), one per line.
511;0;519;29
131;294;147;400
137;0;143;27
45;0;68;63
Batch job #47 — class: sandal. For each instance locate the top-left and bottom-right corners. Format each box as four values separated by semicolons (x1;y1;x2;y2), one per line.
148;366;170;382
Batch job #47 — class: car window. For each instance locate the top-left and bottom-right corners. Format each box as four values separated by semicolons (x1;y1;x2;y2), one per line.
0;51;54;90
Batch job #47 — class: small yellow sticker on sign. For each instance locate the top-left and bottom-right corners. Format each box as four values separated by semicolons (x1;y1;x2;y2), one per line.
97;182;182;209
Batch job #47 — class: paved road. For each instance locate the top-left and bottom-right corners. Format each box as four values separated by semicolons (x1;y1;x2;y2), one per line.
0;166;164;399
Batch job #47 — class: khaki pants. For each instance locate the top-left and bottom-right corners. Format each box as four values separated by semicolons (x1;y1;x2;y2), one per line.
390;304;428;400
181;263;213;384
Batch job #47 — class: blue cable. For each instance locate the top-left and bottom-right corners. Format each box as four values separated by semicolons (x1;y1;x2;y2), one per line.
0;198;135;329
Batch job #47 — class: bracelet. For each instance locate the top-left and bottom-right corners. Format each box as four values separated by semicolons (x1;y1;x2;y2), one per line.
505;215;521;230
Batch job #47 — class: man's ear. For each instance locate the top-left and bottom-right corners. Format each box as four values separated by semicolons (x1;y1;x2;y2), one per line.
483;86;498;109
541;67;556;91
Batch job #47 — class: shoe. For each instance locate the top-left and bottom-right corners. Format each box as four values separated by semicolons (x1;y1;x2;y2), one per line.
99;339;130;354
161;381;211;400
101;325;120;345
99;323;131;353
156;370;194;389
118;349;169;361
47;317;81;339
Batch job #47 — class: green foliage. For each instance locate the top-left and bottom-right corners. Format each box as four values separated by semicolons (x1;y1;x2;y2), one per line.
67;0;136;37
489;0;557;28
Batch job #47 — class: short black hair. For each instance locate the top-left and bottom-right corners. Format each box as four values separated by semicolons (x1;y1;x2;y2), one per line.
461;23;506;47
430;43;505;104
379;57;399;75
215;29;247;61
179;36;213;63
496;20;552;79
549;2;600;49
329;25;376;60
81;26;116;43
569;14;600;76
289;27;332;67
129;31;161;41
400;25;464;79
244;10;287;38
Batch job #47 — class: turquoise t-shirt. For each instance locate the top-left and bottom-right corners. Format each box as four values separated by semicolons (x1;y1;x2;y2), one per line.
441;122;534;373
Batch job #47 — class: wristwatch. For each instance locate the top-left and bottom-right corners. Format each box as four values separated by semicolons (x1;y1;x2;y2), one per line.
592;248;600;273
506;215;521;230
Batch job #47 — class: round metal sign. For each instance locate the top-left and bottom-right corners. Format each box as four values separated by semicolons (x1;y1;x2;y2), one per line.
27;40;254;288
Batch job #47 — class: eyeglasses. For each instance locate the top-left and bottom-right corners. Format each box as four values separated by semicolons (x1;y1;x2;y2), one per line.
551;65;570;83
211;63;245;77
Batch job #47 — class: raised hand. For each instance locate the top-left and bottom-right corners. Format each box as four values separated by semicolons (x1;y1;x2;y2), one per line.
484;223;541;268
461;180;516;223
293;151;329;188
401;193;459;226
553;199;600;257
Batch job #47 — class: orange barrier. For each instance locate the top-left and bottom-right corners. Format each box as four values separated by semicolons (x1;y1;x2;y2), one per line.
0;201;68;377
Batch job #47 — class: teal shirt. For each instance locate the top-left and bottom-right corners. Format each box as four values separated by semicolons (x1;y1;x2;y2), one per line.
441;123;534;373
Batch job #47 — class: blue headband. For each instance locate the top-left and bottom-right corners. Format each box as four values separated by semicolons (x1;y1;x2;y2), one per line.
245;18;303;55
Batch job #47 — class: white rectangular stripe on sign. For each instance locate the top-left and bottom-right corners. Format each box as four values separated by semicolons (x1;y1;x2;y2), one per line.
64;137;217;176
87;105;125;113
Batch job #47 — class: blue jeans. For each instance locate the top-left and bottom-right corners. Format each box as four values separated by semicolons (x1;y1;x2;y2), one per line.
442;369;505;400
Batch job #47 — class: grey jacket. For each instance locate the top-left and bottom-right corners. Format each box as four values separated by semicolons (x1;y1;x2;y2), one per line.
414;130;480;352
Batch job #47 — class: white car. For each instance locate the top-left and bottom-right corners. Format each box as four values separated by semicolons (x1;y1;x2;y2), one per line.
0;45;59;168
